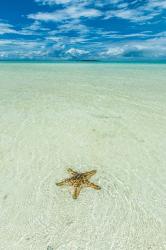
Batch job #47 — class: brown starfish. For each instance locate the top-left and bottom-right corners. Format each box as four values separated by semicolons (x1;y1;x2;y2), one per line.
56;168;101;199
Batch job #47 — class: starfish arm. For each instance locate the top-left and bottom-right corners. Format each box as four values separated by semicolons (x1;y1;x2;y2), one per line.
72;187;81;199
83;170;97;178
85;181;101;190
67;168;77;175
56;179;69;186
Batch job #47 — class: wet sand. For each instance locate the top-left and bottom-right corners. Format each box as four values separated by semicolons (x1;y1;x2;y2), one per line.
0;63;166;250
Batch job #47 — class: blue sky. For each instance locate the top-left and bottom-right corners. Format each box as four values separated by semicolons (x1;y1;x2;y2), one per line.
0;0;166;60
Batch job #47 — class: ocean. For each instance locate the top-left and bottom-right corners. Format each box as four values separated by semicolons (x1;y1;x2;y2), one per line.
0;62;166;250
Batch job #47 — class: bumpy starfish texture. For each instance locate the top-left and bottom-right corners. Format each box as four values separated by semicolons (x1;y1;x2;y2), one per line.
56;168;101;199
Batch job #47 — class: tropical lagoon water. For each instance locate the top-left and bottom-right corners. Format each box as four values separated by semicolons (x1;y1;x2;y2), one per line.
0;63;166;250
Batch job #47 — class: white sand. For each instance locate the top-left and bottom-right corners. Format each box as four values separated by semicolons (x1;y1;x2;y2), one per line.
0;63;166;250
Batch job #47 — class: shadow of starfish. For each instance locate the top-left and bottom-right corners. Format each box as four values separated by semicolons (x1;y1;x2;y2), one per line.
56;168;101;199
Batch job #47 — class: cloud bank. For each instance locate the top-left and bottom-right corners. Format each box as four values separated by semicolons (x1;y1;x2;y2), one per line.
0;0;166;60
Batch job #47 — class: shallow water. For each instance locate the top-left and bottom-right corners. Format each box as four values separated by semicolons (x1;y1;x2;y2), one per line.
0;63;166;250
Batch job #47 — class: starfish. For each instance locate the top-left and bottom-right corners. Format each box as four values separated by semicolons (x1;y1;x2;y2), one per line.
56;168;101;199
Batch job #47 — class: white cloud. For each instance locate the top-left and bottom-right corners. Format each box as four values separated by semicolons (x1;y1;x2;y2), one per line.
66;47;88;56
105;8;158;22
0;36;90;59
46;36;62;41
146;0;166;10
100;36;166;59
35;0;124;7
1;33;166;60
104;32;154;39
25;21;48;31
0;40;12;45
104;0;166;23
32;0;166;25
35;0;72;5
57;20;89;34
0;22;18;35
0;20;50;36
0;39;49;59
28;5;101;22
101;47;124;56
19;21;50;36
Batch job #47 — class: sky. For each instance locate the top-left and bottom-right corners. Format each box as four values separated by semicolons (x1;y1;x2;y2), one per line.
0;0;166;60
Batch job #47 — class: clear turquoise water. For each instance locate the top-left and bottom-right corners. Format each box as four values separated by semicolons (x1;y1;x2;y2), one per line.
0;63;166;250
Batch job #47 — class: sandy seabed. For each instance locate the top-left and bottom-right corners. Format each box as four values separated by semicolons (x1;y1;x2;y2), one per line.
0;63;166;250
